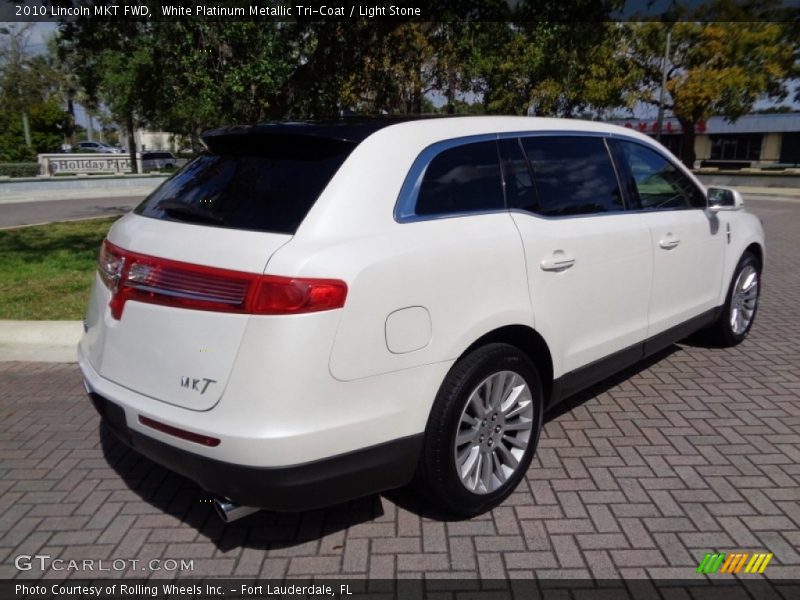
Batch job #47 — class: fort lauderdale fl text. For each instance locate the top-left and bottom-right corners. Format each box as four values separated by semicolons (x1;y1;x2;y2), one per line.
17;583;355;597
41;3;423;18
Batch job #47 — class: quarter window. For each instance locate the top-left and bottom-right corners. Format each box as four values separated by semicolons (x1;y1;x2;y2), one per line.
616;141;705;210
413;141;504;217
519;137;623;216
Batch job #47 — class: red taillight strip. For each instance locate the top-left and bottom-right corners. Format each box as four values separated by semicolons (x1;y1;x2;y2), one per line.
138;415;221;447
98;240;347;319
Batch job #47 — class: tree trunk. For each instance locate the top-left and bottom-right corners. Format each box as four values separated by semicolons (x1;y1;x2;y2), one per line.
446;65;456;114
21;111;32;147
678;118;696;170
126;113;138;174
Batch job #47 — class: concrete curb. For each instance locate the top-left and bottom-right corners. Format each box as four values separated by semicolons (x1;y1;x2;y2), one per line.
0;187;155;205
0;320;81;363
737;186;800;197
0;174;167;205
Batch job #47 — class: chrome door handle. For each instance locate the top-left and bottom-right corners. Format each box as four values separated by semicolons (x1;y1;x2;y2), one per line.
540;251;575;271
659;234;680;250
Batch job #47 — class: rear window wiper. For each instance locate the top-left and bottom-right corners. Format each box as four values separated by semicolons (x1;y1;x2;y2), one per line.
156;199;224;224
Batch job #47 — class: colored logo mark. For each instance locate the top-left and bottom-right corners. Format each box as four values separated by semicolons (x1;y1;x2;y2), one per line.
697;552;773;574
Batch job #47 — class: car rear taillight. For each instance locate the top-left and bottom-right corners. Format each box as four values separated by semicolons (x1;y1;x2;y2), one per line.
97;240;347;319
251;276;348;315
97;239;125;292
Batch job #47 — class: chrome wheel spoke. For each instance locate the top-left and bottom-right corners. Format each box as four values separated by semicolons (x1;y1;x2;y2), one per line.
730;265;758;335
504;418;532;432
500;380;525;413
489;374;506;410
456;427;479;447
454;370;536;495
461;413;479;426
457;445;476;468
496;441;519;469
480;450;493;491
468;389;486;415
492;451;507;482
503;434;527;449
460;447;480;485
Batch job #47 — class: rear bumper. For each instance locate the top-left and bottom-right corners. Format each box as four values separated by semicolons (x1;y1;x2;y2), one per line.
90;391;423;510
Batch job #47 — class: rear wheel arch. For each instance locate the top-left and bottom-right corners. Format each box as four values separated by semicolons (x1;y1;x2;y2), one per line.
460;325;554;406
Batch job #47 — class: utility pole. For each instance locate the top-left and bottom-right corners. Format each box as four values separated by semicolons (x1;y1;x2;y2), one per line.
655;26;672;142
21;111;32;147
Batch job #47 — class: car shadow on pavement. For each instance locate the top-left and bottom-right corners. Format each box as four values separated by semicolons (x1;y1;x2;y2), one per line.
99;344;683;549
543;344;681;423
98;423;384;552
385;345;683;520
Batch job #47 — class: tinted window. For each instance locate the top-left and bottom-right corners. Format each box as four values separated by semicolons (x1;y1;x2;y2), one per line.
498;138;538;213
617;141;705;210
520;137;623;216
414;141;504;216
135;136;354;234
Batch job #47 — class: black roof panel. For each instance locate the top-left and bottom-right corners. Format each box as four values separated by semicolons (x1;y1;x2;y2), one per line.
202;116;447;146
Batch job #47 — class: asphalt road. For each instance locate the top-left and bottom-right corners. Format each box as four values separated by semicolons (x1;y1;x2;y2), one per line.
0;195;144;229
0;192;797;230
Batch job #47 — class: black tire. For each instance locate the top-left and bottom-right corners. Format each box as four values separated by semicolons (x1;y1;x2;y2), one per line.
702;251;761;347
415;343;544;517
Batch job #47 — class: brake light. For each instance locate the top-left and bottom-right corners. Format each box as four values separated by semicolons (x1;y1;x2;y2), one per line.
97;240;347;319
251;276;348;315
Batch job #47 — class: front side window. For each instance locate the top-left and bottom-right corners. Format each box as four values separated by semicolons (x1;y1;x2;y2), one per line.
413;141;504;217
616;141;705;210
519;136;623;217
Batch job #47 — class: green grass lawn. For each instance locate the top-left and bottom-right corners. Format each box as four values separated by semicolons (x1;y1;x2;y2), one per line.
0;218;118;320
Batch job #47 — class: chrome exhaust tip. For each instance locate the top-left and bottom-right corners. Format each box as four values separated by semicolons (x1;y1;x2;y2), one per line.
212;498;259;523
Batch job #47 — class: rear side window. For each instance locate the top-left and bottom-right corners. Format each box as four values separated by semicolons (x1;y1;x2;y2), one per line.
519;136;623;217
413;141;504;217
135;136;354;234
614;141;706;210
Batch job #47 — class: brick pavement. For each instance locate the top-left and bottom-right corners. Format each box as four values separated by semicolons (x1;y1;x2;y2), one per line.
0;199;798;581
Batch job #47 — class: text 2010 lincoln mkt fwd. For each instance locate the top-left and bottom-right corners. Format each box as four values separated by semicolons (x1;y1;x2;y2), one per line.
79;117;764;521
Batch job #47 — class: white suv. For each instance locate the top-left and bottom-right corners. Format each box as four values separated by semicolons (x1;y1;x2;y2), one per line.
79;117;764;520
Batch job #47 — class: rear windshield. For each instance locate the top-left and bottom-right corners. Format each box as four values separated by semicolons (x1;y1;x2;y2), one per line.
135;135;355;234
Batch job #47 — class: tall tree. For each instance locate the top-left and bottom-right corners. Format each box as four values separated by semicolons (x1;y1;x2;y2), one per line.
471;20;633;117
58;20;154;170
624;19;799;167
1;24;72;159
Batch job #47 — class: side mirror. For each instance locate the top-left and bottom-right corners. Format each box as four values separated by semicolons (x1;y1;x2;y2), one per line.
707;187;744;212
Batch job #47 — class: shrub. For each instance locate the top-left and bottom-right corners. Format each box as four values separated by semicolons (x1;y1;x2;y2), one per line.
0;163;41;178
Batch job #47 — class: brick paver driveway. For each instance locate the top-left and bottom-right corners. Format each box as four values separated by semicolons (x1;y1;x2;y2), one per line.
1;199;798;581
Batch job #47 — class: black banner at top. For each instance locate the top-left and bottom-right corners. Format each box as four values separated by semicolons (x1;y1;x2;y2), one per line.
1;0;799;22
